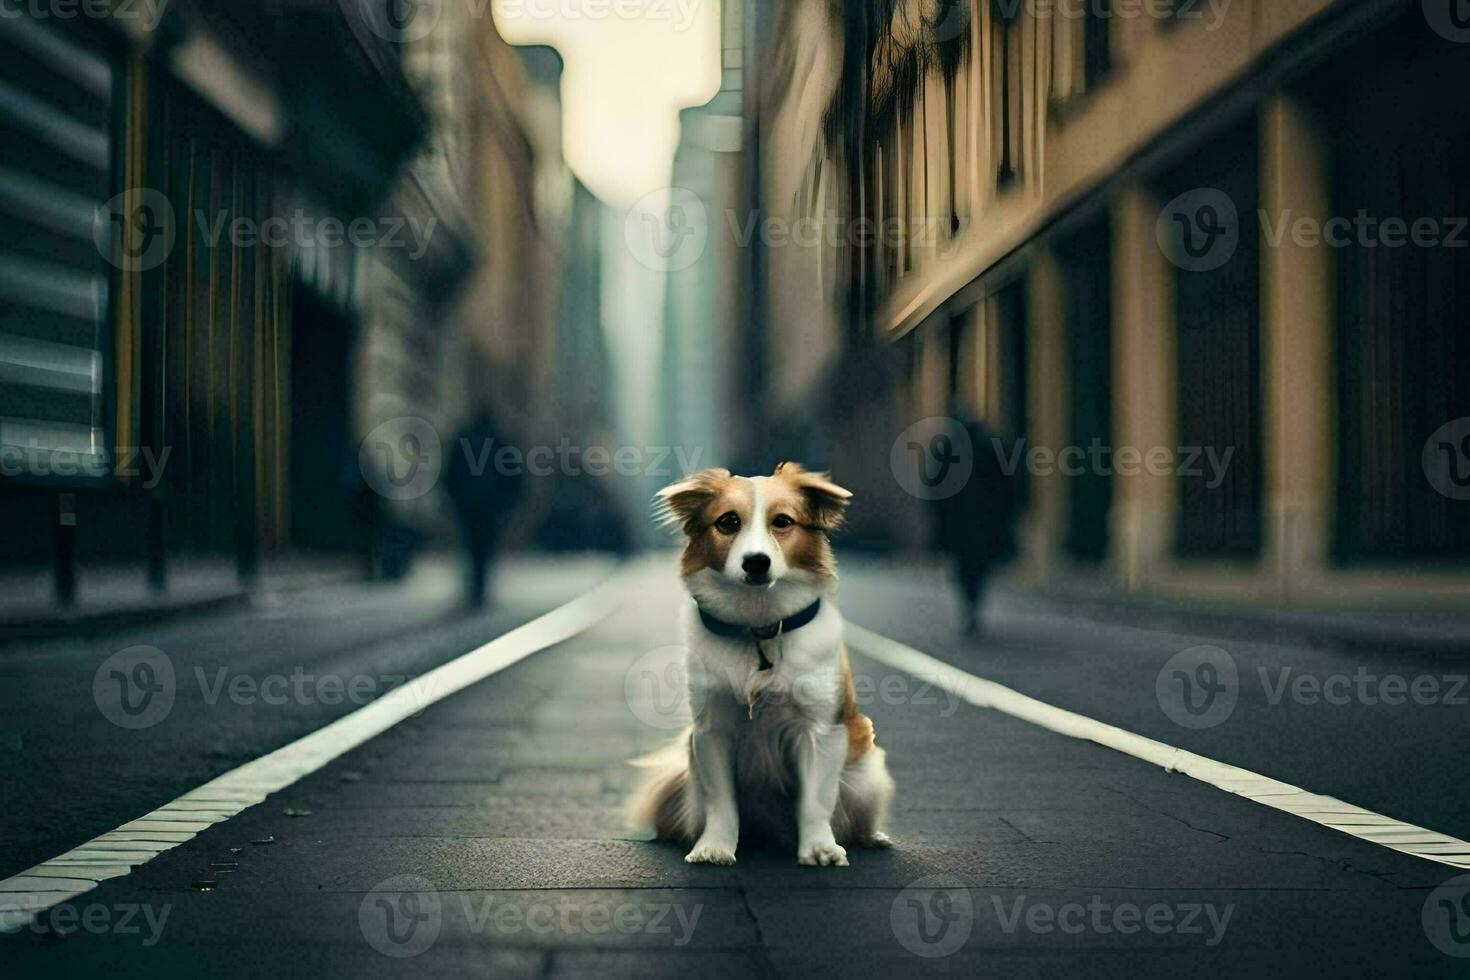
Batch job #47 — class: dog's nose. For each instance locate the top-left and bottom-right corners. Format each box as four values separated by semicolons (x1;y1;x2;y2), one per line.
742;553;772;576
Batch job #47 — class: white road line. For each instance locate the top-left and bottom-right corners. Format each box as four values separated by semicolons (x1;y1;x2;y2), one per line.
847;623;1470;870
0;577;623;932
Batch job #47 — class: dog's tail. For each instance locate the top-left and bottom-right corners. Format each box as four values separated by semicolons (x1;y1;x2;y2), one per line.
627;727;696;844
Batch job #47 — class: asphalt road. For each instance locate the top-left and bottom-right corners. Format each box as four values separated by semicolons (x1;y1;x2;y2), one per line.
0;556;614;880
838;557;1470;845
2;558;1466;976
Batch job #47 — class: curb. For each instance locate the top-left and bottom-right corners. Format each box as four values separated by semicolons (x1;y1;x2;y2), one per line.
0;591;253;645
1009;589;1470;657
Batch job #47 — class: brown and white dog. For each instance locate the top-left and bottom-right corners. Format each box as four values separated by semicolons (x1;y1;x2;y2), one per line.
631;463;894;866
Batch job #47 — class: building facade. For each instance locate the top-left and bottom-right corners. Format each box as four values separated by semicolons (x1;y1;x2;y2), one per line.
449;39;617;546
655;0;766;486
756;0;1469;606
0;0;483;592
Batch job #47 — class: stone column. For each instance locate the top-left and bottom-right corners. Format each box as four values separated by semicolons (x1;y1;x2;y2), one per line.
1110;185;1178;591
1260;94;1334;595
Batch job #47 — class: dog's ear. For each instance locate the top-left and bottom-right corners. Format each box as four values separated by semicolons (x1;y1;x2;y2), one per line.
654;468;731;534
775;462;853;531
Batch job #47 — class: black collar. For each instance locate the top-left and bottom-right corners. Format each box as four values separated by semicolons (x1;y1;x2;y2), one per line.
697;598;822;671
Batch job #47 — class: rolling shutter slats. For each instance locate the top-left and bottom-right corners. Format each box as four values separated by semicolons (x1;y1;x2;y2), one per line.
0;12;115;470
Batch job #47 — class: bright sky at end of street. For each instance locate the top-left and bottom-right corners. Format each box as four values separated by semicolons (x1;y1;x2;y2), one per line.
492;0;723;206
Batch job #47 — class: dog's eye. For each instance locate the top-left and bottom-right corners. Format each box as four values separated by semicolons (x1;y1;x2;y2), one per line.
714;512;741;534
771;514;796;529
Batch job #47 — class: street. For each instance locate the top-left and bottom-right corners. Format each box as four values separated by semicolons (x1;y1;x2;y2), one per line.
4;1;1470;977
0;557;613;880
3;558;1467;976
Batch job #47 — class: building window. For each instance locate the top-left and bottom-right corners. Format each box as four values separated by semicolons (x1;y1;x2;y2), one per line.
977;279;1028;442
1056;219;1113;564
947;309;968;408
901;111;916;274
1158;120;1263;560
1083;2;1112;87
945;70;960;235
1307;21;1470;563
991;0;1020;188
1053;1;1111;103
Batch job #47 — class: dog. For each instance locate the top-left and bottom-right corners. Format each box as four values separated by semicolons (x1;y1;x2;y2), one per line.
630;462;894;867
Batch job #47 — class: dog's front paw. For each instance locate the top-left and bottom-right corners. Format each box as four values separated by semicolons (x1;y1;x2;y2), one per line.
685;840;737;865
859;831;893;848
797;840;849;867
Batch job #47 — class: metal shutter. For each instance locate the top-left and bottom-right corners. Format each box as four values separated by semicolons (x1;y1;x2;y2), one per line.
0;8;116;480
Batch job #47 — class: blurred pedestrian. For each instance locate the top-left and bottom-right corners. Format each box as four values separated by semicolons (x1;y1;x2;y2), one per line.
445;409;525;608
932;414;1020;636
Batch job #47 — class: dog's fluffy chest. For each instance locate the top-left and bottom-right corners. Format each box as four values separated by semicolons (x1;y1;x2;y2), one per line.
683;602;845;727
